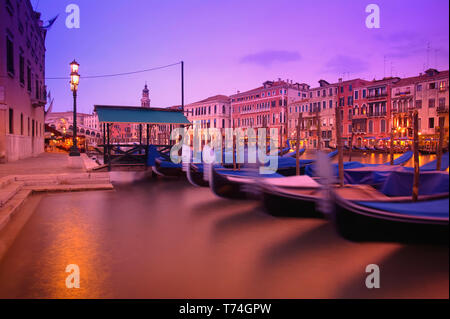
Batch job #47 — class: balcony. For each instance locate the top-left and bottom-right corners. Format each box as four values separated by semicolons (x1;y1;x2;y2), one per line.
394;91;411;96
367;92;388;100
367;111;387;118
437;105;449;113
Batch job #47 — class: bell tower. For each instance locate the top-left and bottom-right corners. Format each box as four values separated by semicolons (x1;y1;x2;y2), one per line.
141;83;150;108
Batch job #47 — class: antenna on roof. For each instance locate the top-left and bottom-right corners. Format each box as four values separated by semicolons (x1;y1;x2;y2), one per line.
426;41;431;70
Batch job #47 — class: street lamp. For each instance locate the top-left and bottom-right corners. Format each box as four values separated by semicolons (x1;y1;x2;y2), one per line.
69;60;80;156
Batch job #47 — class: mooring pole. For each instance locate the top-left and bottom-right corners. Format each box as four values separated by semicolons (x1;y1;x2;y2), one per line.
348;129;354;162
296;111;302;176
412;110;420;202
335;100;344;187
390;118;395;165
181;61;184;113
316;104;321;151
436;116;444;171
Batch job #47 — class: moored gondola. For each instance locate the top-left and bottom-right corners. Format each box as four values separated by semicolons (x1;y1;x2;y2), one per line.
330;170;449;243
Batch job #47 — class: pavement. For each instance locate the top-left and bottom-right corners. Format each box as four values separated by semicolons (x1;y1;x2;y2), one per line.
0;152;85;178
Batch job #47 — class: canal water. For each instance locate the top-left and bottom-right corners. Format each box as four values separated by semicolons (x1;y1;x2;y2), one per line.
0;154;447;298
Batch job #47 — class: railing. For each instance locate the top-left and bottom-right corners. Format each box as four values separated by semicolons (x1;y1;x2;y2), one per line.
437;106;449;113
367;112;387;117
367;92;388;99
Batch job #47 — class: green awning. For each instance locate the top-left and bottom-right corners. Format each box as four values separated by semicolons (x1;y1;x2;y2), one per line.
94;105;190;125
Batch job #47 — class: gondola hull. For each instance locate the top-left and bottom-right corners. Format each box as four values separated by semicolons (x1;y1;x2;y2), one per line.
153;158;184;177
261;187;319;217
332;195;449;243
210;167;249;199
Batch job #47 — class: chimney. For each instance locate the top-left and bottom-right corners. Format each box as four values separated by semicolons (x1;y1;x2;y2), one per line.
338;78;343;83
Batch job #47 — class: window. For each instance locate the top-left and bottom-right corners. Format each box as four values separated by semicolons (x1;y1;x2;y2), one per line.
6;36;14;75
354;90;359;100
362;89;366;98
329;100;333;108
27;65;31;91
19;54;25;85
349;84;352;91
416;100;422;109
417;84;422;91
381;119;386;133
348;124;352;133
439;81;446;91
438;98;445;108
368;120;373;133
9;109;14;134
428;99;435;108
20;113;24;135
429;118;435;129
429;82;436;89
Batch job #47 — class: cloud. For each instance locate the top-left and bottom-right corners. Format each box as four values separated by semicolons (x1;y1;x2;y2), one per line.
324;55;369;75
240;50;301;66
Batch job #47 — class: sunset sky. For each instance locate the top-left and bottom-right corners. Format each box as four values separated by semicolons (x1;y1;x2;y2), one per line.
34;0;449;114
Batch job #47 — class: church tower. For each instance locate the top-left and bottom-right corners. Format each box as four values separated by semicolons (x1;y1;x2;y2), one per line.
141;83;150;108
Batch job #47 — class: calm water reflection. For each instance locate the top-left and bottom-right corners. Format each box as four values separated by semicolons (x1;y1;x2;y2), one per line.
0;153;447;298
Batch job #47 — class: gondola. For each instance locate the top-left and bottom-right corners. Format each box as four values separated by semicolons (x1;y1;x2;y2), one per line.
281;148;305;158
331;170;449;243
152;156;184;177
208;164;286;199
262;151;412;217
404;152;449;172
305;150;413;177
209;150;338;200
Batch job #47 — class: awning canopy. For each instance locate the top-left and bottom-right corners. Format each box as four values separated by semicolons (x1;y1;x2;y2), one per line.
94;105;191;125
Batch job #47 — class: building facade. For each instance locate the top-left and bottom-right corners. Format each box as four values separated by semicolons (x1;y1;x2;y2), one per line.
391;69;449;150
288;80;337;149
230;79;309;147
184;95;231;130
0;0;47;162
45;111;102;145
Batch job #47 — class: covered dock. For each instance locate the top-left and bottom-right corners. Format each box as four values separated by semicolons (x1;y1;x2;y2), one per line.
94;105;190;171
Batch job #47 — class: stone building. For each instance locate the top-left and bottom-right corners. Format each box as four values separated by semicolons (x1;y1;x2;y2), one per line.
0;0;47;162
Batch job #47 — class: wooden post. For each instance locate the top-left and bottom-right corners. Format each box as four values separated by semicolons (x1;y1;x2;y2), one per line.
436;116;444;171
335;104;344;186
102;123;106;164
348;130;354;162
139;124;142;154
233;134;236;170
296;112;302;175
316;105;321;150
145;124;150;168
107;123;111;171
390;118;395;165
412;111;419;202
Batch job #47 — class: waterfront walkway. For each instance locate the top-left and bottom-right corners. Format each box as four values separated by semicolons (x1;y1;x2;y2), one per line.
0;152;85;178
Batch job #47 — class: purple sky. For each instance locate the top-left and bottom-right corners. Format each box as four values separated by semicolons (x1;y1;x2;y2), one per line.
35;0;449;114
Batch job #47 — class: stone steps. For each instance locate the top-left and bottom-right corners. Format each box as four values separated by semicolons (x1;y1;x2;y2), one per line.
0;189;32;233
0;182;24;208
0;172;114;234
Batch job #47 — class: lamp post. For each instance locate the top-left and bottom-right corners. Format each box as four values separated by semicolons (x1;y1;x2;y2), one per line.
69;60;80;156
